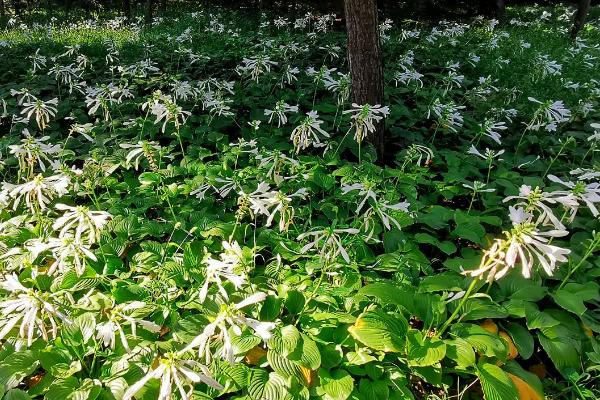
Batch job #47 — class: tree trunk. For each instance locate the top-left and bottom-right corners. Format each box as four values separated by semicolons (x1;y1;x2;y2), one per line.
344;0;385;159
571;0;591;39
0;0;5;20
123;0;131;18
495;0;505;19
145;0;153;23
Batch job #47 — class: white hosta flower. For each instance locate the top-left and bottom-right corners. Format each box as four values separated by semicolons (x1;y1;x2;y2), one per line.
297;227;360;264
28;48;47;73
199;247;247;303
480;120;507;144
20;98;58;130
548;173;600;220
467;145;505;161
183;293;275;363
464;206;570;282
242;183;307;231
1;174;70;212
85;83;133;121
323;72;351;104
527;97;571;132
236;56;277;82
10;88;37;106
0;274;70;347
290;111;330;153
9;129;61;173
264;100;298;127
96;301;161;351
343;103;390;144
534;53;562;77
52;204;111;244
463;181;496;193
402;144;434;167
394;68;424;88
120;141;162;170
342;183;410;237
255;150;300;184
123;352;223;400
427;99;465;133
142;91;190;132
503;185;571;229
27;235;97;276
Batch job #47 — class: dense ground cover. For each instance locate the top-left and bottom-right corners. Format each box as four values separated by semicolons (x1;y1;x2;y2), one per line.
0;4;600;400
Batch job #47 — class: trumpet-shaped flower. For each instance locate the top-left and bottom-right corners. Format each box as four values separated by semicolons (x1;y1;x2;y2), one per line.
52;204;111;244
344;103;390;144
290;111;330;153
123;352;223;400
464;206;570;282
183;293;275;363
0;274;70;347
1;174;70;213
27;235;97;276
96;301;161;351
20;98;58;130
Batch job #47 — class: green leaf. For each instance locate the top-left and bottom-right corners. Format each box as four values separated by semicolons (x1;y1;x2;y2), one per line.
359;283;446;327
284;290;305;315
138;172;161;186
450;324;507;358
414;233;456;255
445;338;476;369
452;210;486;245
268;325;301;356
49;361;82;379
552;282;600;316
538;333;581;377
45;377;79;400
317;369;354;400
289;334;321;370
406;330;446;367
525;303;560;330
0;351;38;391
348;310;407;353
3;389;31;400
418;206;454;230
477;363;518;400
503;323;534;360
247;369;289;400
357;379;389;400
267;350;302;380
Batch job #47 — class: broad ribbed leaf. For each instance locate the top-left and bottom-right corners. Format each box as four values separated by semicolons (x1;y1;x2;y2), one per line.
477;363;518;400
317;369;354;400
348;310;407;352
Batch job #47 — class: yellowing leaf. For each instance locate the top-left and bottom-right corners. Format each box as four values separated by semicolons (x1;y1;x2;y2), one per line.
245;346;267;365
299;365;316;388
499;331;519;360
507;373;544;400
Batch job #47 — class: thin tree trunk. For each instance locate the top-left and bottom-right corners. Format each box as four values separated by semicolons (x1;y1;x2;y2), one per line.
0;0;5;20
571;0;591;39
145;0;153;23
344;0;385;159
123;0;131;18
496;0;505;19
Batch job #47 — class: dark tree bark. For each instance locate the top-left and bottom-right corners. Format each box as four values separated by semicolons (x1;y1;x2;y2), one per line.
571;0;591;39
145;0;153;23
496;0;506;19
344;0;385;159
123;0;131;18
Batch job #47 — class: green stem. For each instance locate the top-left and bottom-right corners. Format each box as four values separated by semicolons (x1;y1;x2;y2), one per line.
437;279;479;337
558;234;600;289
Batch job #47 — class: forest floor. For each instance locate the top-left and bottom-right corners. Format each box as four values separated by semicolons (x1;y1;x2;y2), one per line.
0;4;600;400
